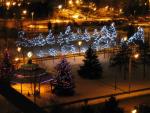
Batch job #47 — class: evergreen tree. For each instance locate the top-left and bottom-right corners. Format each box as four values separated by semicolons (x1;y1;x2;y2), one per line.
53;58;75;96
0;49;14;84
78;46;103;79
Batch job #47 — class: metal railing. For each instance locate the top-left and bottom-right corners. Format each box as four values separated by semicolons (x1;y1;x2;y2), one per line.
43;87;150;108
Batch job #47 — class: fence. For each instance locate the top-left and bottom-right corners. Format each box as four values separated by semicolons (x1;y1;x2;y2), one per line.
43;87;150;109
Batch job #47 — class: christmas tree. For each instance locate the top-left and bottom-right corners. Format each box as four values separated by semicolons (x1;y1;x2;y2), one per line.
0;49;14;84
46;30;55;45
53;58;75;96
78;46;103;79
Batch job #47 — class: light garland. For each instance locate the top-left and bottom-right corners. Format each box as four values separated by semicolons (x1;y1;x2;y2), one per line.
16;24;145;57
48;48;58;56
121;27;144;45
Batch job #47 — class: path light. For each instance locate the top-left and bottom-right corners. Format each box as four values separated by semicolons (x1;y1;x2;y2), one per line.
128;51;139;93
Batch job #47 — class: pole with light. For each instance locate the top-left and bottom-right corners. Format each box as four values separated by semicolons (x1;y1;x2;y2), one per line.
128;48;139;93
17;47;22;93
78;41;82;55
17;47;21;60
27;51;36;103
31;12;34;30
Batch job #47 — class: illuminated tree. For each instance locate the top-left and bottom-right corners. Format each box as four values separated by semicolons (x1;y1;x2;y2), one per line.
53;58;75;96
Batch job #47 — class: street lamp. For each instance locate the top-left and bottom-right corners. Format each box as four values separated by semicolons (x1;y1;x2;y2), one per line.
12;2;16;6
68;0;73;6
31;12;34;30
31;12;34;22
58;4;62;9
17;47;21;53
76;0;80;5
123;37;127;41
27;51;33;59
128;52;139;93
18;3;21;7
6;1;10;9
22;10;27;15
78;41;82;55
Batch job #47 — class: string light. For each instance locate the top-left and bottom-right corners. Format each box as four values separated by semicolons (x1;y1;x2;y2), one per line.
16;24;144;57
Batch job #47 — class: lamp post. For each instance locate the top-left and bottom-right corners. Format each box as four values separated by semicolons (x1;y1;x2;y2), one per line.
78;41;82;55
31;12;34;30
27;51;33;60
17;47;22;93
27;51;36;103
17;47;21;61
128;51;139;93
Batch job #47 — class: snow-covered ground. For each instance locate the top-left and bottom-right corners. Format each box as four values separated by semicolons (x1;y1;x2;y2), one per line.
12;53;150;107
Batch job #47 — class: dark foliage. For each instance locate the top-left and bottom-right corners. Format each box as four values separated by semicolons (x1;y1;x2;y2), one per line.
109;44;138;80
138;42;150;79
101;96;124;113
0;49;14;84
78;46;103;79
136;104;150;113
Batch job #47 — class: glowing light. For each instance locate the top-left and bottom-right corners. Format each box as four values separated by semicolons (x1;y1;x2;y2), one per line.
134;53;139;59
6;1;10;7
72;14;79;19
15;57;19;61
76;0;80;4
123;37;127;41
105;6;109;10
17;47;21;52
27;51;33;58
132;109;137;113
78;41;82;46
18;3;21;7
93;8;96;11
22;10;27;15
68;0;73;5
58;4;62;9
12;2;16;6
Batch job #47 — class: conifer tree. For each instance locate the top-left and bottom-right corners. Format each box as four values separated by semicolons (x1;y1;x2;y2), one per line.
78;46;103;79
53;58;75;96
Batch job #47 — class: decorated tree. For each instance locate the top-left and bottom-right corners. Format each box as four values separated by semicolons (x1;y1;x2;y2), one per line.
108;23;117;46
78;46;103;79
46;30;55;45
52;58;75;96
0;49;14;84
82;29;91;42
